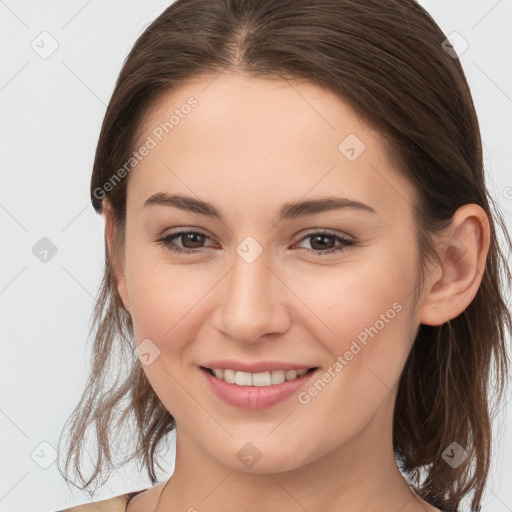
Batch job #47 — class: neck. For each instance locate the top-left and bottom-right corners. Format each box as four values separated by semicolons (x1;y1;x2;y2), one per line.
156;396;431;512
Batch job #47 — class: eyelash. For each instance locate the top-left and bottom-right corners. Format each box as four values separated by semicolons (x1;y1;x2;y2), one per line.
156;229;355;256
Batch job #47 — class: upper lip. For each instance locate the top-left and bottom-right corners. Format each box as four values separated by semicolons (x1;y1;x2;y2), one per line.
201;360;318;373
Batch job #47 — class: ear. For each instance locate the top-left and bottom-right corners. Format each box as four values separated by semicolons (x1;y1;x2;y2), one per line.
418;204;490;326
102;200;131;313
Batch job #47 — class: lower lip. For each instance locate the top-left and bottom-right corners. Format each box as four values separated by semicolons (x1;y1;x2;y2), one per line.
200;367;318;410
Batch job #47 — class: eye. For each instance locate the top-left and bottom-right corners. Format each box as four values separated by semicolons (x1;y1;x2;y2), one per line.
156;230;215;254
293;230;355;255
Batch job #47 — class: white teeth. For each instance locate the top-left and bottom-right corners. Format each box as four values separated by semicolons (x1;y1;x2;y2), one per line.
285;369;297;380
209;367;311;386
253;371;272;387
223;369;236;384
235;371;253;386
271;370;286;385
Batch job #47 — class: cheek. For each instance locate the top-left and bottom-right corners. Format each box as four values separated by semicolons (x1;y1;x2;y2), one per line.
124;241;219;354
295;272;415;441
309;249;413;335
124;250;211;415
127;265;199;342
302;247;417;385
121;232;227;417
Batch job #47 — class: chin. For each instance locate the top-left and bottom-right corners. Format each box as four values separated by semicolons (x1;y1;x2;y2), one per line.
207;436;316;475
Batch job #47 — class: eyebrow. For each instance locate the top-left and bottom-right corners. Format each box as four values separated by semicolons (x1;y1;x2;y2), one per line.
143;192;377;221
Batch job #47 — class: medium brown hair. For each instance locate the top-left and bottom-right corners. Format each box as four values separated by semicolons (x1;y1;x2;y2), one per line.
57;1;512;510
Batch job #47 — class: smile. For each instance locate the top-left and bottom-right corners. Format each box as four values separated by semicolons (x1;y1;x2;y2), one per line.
203;367;315;386
199;365;320;410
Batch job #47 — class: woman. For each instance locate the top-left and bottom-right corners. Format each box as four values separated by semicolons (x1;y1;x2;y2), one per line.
56;0;511;511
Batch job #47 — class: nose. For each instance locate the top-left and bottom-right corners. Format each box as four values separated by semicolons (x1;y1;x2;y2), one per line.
211;248;291;344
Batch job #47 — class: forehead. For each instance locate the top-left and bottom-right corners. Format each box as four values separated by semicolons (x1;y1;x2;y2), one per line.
127;71;416;223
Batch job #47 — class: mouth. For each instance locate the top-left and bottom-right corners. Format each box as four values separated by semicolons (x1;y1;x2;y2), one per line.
199;365;320;410
200;366;319;387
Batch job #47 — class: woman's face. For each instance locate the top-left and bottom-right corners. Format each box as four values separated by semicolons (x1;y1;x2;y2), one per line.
112;71;427;473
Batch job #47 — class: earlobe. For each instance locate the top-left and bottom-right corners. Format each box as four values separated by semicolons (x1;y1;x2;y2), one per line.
116;277;131;314
102;200;131;313
418;204;490;326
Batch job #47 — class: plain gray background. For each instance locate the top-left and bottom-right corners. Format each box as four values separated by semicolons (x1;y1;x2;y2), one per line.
0;1;511;511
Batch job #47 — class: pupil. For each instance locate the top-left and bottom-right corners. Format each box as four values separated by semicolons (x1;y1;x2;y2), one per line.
184;233;204;249
311;234;333;250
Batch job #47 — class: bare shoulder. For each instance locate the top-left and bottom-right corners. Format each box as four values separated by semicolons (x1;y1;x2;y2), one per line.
55;482;167;512
125;481;167;512
425;503;446;511
55;493;130;512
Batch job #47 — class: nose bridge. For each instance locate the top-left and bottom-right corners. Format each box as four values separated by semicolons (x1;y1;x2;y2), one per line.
213;245;288;343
